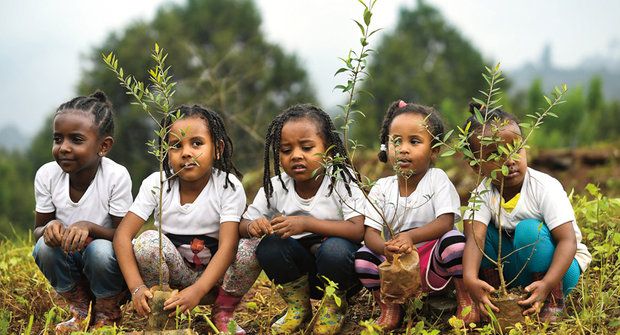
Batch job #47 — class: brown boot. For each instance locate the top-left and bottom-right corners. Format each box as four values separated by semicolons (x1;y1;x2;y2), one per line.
532;273;564;323
55;282;93;334
372;289;402;332
454;278;480;324
91;290;128;329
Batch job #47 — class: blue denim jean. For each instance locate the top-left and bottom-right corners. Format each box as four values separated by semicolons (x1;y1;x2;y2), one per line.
256;235;361;299
33;237;126;298
480;218;581;296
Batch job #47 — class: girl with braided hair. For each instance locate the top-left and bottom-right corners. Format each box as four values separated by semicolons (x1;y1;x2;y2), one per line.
32;91;133;333
354;100;477;331
234;104;365;335
113;105;245;334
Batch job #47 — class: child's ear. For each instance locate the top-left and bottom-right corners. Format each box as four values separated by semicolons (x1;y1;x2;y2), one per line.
430;146;440;163
98;136;114;157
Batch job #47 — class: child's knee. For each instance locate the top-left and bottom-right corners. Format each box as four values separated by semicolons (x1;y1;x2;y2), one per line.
316;237;355;264
32;237;60;266
256;234;286;263
132;230;162;260
514;219;550;247
83;239;118;271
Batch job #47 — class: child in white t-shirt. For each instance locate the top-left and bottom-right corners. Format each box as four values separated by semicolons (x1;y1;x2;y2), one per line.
113;105;245;334
461;104;591;323
226;104;365;335
354;100;476;331
32;91;133;333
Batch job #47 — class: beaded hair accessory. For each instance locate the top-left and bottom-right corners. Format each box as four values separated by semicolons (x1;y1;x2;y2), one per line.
380;144;387;152
398;100;407;108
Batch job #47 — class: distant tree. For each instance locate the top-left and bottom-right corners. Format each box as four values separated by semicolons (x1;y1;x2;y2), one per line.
0;149;34;237
30;0;316;191
351;0;491;147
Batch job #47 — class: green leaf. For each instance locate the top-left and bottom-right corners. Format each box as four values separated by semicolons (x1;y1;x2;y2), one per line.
501;165;509;176
441;150;456;157
363;8;372;26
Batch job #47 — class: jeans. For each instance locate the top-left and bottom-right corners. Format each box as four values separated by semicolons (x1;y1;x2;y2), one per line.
480;218;581;296
33;237;126;298
256;235;361;299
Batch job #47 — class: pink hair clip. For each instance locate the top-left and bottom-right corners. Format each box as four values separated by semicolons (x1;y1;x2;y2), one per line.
398;100;407;108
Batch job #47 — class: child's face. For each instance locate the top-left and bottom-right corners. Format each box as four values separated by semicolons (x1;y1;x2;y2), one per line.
387;113;437;178
279;118;326;184
471;122;528;193
168;116;217;185
52;111;103;177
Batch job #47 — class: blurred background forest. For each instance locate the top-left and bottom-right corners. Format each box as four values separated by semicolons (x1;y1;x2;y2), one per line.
1;0;619;238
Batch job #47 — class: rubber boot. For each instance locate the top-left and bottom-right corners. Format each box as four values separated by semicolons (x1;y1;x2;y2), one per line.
55;281;93;334
91;290;128;329
212;287;246;335
313;290;347;335
532;272;564;323
371;289;402;332
271;276;312;334
454;278;480;324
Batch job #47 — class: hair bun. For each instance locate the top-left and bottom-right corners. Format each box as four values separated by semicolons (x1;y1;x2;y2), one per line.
91;90;111;105
468;101;485;115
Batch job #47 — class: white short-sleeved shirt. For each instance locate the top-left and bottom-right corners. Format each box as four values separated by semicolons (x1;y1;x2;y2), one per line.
463;167;591;271
364;168;462;240
130;169;245;239
34;157;133;228
243;172;366;239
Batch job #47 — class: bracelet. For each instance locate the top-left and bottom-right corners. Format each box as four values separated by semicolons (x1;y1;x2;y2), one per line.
132;284;147;296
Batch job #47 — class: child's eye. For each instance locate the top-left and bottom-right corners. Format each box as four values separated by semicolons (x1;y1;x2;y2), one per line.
169;142;180;150
280;147;291;154
192;140;203;147
410;138;421;145
53;136;62;144
302;146;314;151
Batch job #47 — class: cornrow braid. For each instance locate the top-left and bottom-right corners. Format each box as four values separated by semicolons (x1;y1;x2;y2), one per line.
378;100;445;162
262;104;357;208
160;104;242;192
463;102;521;146
56;90;115;138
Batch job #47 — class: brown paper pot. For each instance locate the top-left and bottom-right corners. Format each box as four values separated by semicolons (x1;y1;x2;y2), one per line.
378;250;421;304
147;285;178;330
489;289;527;331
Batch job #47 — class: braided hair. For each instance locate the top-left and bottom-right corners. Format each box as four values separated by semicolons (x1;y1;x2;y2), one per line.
463;102;521;148
377;100;445;162
160;104;242;192
55;90;115;138
262;104;356;208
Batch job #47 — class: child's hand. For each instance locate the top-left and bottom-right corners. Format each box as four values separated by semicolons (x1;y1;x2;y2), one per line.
131;285;153;316
248;217;272;237
271;215;306;239
385;233;414;254
518;279;552;315
464;277;499;316
43;220;65;247
164;285;202;316
62;221;91;253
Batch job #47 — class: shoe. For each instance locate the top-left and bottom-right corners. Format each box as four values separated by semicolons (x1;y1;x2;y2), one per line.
454;278;480;324
532;272;564;323
371;289;402;332
212;287;246;335
271;276;312;334
55;281;93;334
91;290;128;329
312;290;347;335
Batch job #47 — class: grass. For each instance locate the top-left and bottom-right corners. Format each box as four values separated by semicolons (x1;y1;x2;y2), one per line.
1;184;619;334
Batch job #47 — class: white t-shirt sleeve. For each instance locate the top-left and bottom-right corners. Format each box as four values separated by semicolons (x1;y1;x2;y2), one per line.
364;182;385;232
219;177;246;223
463;182;493;225
108;167;133;217
337;181;366;221
129;173;159;221
34;164;55;213
431;171;462;222
243;187;273;221
539;179;576;230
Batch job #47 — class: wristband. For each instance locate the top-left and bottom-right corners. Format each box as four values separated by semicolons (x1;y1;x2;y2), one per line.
132;284;147;296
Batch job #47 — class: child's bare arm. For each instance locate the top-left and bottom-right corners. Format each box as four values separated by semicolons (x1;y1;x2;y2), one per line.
519;221;576;315
463;219;498;314
271;215;364;242
401;213;455;245
165;221;239;314
113;212;152;316
240;217;272;238
364;227;386;256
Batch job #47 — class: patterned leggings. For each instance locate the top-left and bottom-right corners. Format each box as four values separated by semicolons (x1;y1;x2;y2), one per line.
354;229;465;291
222;237;262;297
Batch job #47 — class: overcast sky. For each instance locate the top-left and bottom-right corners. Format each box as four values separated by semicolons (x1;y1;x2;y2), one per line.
1;0;619;137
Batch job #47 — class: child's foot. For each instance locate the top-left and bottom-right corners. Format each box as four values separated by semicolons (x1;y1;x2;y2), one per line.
313;291;347;335
55;284;92;334
272;276;312;334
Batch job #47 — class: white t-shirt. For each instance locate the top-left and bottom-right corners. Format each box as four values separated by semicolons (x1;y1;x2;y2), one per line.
462;167;591;271
364;168;462;240
130;169;245;239
34;157;133;228
243;172;366;239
